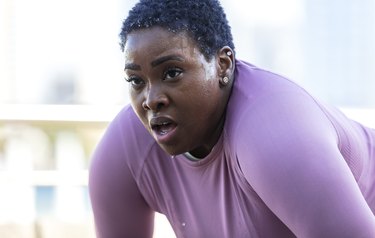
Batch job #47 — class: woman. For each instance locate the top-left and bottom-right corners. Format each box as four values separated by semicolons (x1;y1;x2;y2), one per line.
89;0;375;237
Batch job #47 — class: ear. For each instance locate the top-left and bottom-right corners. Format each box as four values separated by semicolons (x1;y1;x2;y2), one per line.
217;46;235;79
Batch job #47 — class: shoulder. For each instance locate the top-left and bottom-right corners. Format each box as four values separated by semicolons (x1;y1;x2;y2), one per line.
115;105;156;156
226;60;338;159
225;61;375;237
89;105;156;237
90;105;157;179
233;60;305;100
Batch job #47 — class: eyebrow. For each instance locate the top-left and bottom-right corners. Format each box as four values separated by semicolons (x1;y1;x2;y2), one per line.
151;55;184;67
124;55;184;71
124;63;141;71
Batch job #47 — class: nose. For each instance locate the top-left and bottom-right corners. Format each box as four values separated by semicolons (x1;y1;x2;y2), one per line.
142;85;169;111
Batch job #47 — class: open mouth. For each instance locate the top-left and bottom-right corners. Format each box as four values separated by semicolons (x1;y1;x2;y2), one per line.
150;117;177;137
153;121;176;135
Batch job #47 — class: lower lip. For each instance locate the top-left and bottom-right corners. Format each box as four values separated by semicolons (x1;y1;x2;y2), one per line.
152;126;178;145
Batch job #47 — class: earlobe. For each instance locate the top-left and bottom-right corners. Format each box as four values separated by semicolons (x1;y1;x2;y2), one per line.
219;76;230;86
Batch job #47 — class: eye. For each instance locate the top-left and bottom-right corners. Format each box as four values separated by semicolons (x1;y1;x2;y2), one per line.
163;67;183;81
124;76;145;89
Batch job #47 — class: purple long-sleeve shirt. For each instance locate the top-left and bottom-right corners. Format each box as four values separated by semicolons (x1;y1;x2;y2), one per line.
89;60;375;237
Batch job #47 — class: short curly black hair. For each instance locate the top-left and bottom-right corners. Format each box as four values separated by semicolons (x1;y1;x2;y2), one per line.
119;0;235;60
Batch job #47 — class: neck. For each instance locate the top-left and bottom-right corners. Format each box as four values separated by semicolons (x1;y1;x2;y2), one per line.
189;95;229;158
188;74;234;159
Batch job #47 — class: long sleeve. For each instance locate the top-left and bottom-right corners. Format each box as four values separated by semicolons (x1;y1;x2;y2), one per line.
235;90;375;237
89;119;155;238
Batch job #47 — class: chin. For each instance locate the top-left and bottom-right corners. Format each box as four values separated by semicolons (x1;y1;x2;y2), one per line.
159;144;185;156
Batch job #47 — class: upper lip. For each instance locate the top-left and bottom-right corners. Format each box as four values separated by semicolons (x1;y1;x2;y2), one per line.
149;116;176;129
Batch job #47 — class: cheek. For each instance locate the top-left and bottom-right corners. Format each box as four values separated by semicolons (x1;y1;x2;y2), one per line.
129;91;140;110
184;84;219;112
189;69;219;96
196;78;220;99
130;92;147;122
198;82;222;112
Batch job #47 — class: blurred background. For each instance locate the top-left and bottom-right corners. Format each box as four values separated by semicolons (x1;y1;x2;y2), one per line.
0;0;374;237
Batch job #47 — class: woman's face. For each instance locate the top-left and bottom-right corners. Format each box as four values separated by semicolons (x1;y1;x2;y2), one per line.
123;27;232;157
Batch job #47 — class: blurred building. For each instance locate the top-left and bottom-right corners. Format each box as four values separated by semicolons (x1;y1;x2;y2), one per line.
223;0;375;108
303;0;375;107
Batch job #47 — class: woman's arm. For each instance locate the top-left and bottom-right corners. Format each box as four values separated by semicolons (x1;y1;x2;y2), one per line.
236;91;375;237
89;123;154;238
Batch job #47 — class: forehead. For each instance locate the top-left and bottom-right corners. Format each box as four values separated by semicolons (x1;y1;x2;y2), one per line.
124;27;200;59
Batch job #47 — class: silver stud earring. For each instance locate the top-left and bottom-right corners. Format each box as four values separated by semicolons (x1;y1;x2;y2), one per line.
223;76;229;85
226;51;232;56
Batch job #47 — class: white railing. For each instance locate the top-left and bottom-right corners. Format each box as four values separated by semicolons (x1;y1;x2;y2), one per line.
0;104;175;238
